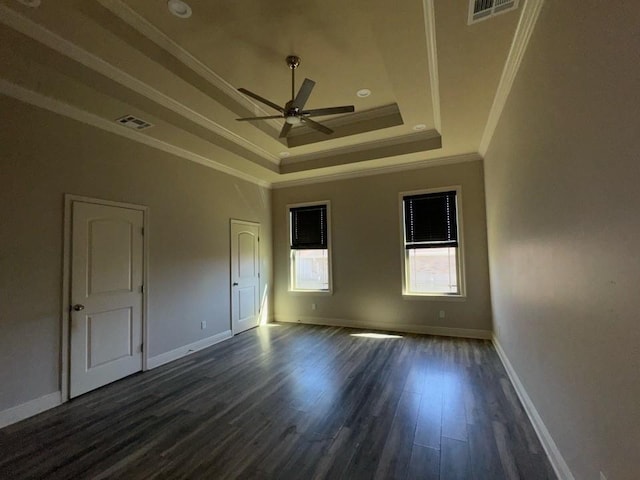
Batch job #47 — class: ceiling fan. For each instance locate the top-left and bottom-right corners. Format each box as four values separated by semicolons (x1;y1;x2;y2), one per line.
236;55;355;138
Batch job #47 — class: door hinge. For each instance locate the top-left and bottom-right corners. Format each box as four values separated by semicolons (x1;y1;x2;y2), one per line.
140;342;144;352
258;273;261;279
141;227;145;236
140;284;144;293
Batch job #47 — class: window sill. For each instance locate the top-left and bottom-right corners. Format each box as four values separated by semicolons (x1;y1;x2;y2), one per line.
402;293;466;302
288;289;333;296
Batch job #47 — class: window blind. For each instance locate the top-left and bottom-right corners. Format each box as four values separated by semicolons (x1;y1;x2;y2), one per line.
290;204;327;249
404;191;458;248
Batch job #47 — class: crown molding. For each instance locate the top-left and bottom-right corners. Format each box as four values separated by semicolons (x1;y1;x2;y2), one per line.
423;0;441;133
479;0;545;155
0;4;280;166
272;152;481;189
280;129;442;173
286;104;404;148
0;79;271;188
282;129;441;165
97;0;282;131
288;104;402;137
1;77;480;191
99;0;442;156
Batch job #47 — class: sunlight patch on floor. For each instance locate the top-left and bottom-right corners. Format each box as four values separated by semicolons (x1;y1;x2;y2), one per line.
350;332;403;339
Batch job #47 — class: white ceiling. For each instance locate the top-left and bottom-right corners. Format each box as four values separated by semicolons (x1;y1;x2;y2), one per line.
0;0;529;187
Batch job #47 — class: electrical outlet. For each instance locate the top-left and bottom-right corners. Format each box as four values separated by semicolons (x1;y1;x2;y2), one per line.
311;303;317;310
439;310;445;319
201;321;206;330
600;472;607;480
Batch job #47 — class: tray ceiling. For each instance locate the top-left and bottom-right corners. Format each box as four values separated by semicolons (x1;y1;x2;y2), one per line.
0;0;523;186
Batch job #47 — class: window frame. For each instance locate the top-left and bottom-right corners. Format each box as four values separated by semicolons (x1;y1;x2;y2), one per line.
287;200;333;295
399;186;467;300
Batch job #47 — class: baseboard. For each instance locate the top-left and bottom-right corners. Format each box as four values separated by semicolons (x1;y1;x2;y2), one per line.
492;336;574;480
1;331;235;429
147;330;233;369
0;391;62;429
276;316;492;340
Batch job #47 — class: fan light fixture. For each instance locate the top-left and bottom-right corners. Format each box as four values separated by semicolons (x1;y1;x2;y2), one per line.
357;89;371;98
167;0;192;18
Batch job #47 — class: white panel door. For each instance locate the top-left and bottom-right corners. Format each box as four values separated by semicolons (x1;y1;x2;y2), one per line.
231;221;260;334
70;201;144;398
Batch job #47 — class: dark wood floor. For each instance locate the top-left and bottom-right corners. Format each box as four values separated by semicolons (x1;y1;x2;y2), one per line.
0;324;555;479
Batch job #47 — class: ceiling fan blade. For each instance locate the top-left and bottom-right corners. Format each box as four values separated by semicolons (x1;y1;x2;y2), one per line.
238;88;284;113
292;78;316;109
301;117;333;135
279;122;293;138
301;105;355;117
236;115;283;121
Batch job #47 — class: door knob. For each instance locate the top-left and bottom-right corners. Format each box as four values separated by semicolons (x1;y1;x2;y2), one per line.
232;282;238;286
72;304;85;311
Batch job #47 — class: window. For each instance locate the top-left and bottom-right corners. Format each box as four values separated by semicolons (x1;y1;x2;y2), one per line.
289;202;331;292
401;188;464;296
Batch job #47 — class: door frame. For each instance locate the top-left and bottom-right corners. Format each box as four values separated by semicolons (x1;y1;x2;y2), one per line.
61;194;149;403
229;219;261;335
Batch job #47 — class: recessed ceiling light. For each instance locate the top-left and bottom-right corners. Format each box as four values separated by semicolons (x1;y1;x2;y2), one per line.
279;152;290;158
413;124;427;131
16;0;41;7
167;0;192;18
356;89;371;98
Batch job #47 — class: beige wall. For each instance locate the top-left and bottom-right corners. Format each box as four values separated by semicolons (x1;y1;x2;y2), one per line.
272;161;492;335
0;96;272;412
483;2;640;479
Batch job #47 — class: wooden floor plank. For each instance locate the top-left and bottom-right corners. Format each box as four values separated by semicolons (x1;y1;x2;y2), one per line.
0;324;555;479
373;390;421;480
440;437;471;480
407;444;440;480
468;421;508;480
441;344;469;441
414;367;444;449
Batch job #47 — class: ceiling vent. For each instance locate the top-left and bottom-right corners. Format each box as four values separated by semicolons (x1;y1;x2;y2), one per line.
468;0;519;24
116;115;153;130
